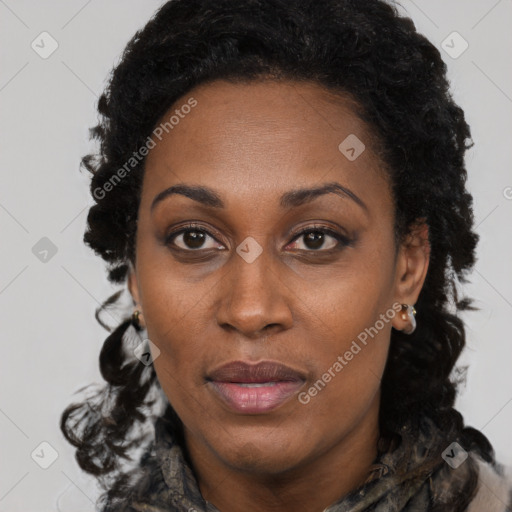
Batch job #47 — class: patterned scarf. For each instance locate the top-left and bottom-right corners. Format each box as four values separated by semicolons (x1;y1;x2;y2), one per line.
113;412;512;512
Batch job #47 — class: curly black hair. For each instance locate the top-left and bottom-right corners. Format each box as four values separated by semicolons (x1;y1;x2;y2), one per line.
60;0;496;510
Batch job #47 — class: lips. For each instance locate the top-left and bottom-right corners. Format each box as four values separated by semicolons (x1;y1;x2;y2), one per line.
208;360;306;383
206;360;306;414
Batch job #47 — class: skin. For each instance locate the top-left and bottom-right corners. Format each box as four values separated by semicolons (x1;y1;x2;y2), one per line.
128;79;430;512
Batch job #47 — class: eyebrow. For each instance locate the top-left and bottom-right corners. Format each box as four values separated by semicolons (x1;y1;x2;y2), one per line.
150;181;368;213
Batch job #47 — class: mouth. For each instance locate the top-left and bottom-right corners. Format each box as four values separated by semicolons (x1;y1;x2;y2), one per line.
206;360;306;414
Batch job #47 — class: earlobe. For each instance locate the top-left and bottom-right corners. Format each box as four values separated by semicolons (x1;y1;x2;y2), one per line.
391;219;430;331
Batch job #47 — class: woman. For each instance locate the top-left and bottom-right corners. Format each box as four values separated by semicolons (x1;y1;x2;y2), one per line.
60;0;512;510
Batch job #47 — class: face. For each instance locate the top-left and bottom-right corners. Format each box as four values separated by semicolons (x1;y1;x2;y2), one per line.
128;79;429;476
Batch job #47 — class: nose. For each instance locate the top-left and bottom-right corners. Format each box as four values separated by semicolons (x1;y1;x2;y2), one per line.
215;242;294;339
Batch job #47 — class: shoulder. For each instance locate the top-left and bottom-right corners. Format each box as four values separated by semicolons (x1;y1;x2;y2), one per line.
466;455;512;512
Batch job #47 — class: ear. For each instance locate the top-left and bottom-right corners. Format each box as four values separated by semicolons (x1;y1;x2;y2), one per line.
391;218;430;331
128;262;146;329
127;262;141;306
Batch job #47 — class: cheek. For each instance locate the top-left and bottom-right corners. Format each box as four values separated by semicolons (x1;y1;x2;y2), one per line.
299;256;394;352
138;276;212;412
296;319;390;436
146;310;207;425
138;259;211;350
293;261;394;417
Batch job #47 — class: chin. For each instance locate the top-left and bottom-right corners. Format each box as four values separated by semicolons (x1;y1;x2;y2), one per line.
208;427;308;475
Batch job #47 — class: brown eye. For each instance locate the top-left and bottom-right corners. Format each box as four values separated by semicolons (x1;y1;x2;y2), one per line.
165;224;224;251
287;227;350;252
181;230;208;249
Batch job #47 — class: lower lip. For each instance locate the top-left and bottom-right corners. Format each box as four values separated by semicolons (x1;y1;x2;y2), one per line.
208;380;304;413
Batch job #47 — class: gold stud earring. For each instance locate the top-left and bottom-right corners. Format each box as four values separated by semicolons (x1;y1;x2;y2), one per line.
131;309;143;330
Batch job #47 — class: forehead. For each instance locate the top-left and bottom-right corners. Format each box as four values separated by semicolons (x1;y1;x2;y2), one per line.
140;79;391;217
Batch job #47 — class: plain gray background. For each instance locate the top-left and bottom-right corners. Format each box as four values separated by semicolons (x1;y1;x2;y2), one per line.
1;1;511;510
